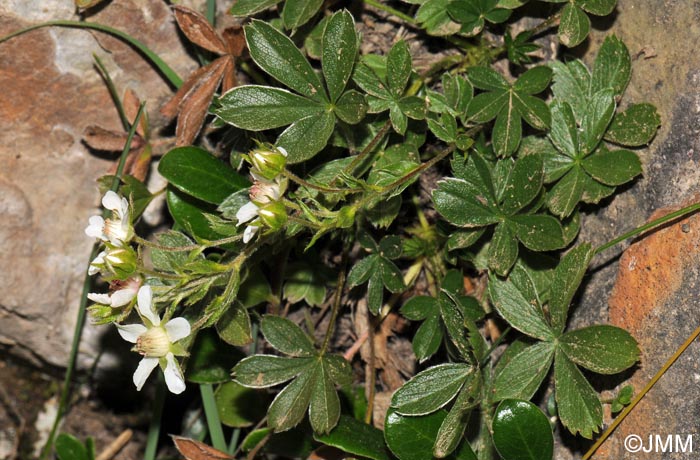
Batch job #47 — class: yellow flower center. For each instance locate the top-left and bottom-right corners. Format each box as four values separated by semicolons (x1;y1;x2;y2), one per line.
136;327;170;357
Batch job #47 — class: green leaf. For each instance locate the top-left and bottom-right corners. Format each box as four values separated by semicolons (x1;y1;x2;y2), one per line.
547;166;586;218
245;20;326;100
447;0;485;36
367;271;385;314
493;95;522;156
380;259;406;293
493;341;555;401
488;274;554;340
216;85;323;131
399;96;428;119
268;362;318;432
322;10;358;102
558;3;590;48
591;35;631;96
56;434;89;460
433;178;500;227
230;0;282;16
511;214;565;251
282;0;324;30
216;381;267;427
216;303;253;346
387;40;413;98
513;93;551;130
581;89;616;154
580;0;616;15
549;243;593;333
605;103;660;146
582;148;641;186
468;66;509;91
581;173;616;204
439;295;474;361
500;154;543;214
401;295;438;321
261;315;316;357
187;329;242;384
434;374;480;458
513;66;552;94
549;60;589;121
347;255;379;287
323;354;353;386
416;0;462;36
385;409;476;460
150;230;197;273
309;360;341;434
335;90;368;124
549;101;578;158
234;355;314;388
488;222;519;277
560;325;639;374
159;146;250;205
412;313;444;362
446;228;486;251
391;363;472;415
492;399;554;460
314;415;394;460
277;111;335;163
467;91;508;123
554;349;602;438
284;262;328;307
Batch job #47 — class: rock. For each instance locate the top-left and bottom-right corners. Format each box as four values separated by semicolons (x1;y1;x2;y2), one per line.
560;1;700;458
0;0;197;368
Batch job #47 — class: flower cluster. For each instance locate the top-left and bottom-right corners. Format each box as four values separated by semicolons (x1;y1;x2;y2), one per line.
236;146;289;243
84;191;191;394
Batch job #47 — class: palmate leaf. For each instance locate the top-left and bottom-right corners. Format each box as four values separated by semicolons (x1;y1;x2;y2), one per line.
466;66;551;156
282;0;324;30
492;341;555;401
604;103;661;146
559;325;640;374
260;315;316;357
322;10;359;102
415;0;462;36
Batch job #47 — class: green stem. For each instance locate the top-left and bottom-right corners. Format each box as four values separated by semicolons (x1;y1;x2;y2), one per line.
594;202;700;255
283;169;361;194
530;11;562;37
0;20;182;88
363;0;416;24
321;252;348;354
93;54;130;131
206;0;217;27
144;377;167;460
201;384;227;452
342;120;392;176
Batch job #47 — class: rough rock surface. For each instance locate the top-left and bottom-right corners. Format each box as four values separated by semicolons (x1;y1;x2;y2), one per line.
561;1;700;458
0;0;197;368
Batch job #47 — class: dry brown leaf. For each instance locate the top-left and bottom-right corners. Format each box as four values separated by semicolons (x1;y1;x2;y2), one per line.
172;5;227;55
172;436;234;460
122;88;147;137
83;126;144;151
161;7;246;146
173;58;229;146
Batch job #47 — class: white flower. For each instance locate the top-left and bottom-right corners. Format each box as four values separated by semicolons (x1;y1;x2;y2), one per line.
88;277;142;308
235;177;286;243
87;245;137;278
85;191;133;246
116;286;191;394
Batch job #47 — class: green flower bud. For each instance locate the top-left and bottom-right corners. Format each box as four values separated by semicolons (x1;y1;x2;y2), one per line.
258;201;287;232
248;146;288;180
336;205;356;228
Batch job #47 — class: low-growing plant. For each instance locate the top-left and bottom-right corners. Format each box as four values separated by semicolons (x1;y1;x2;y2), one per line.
8;0;696;458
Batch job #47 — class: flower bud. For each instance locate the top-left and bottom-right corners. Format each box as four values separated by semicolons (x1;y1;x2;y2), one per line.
336;205;356;229
249;177;287;205
258;201;287;232
247;146;287;180
98;245;138;279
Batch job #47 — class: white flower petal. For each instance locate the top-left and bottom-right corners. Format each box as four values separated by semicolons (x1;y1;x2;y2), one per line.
277;146;288;157
102;191;121;211
236;201;259;225
110;288;137;307
137;286;160;326
243;225;259;243
133;357;159;391
85;216;106;240
88;264;100;276
87;293;111;304
164;317;191;342
163;353;186;394
116;323;148;343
